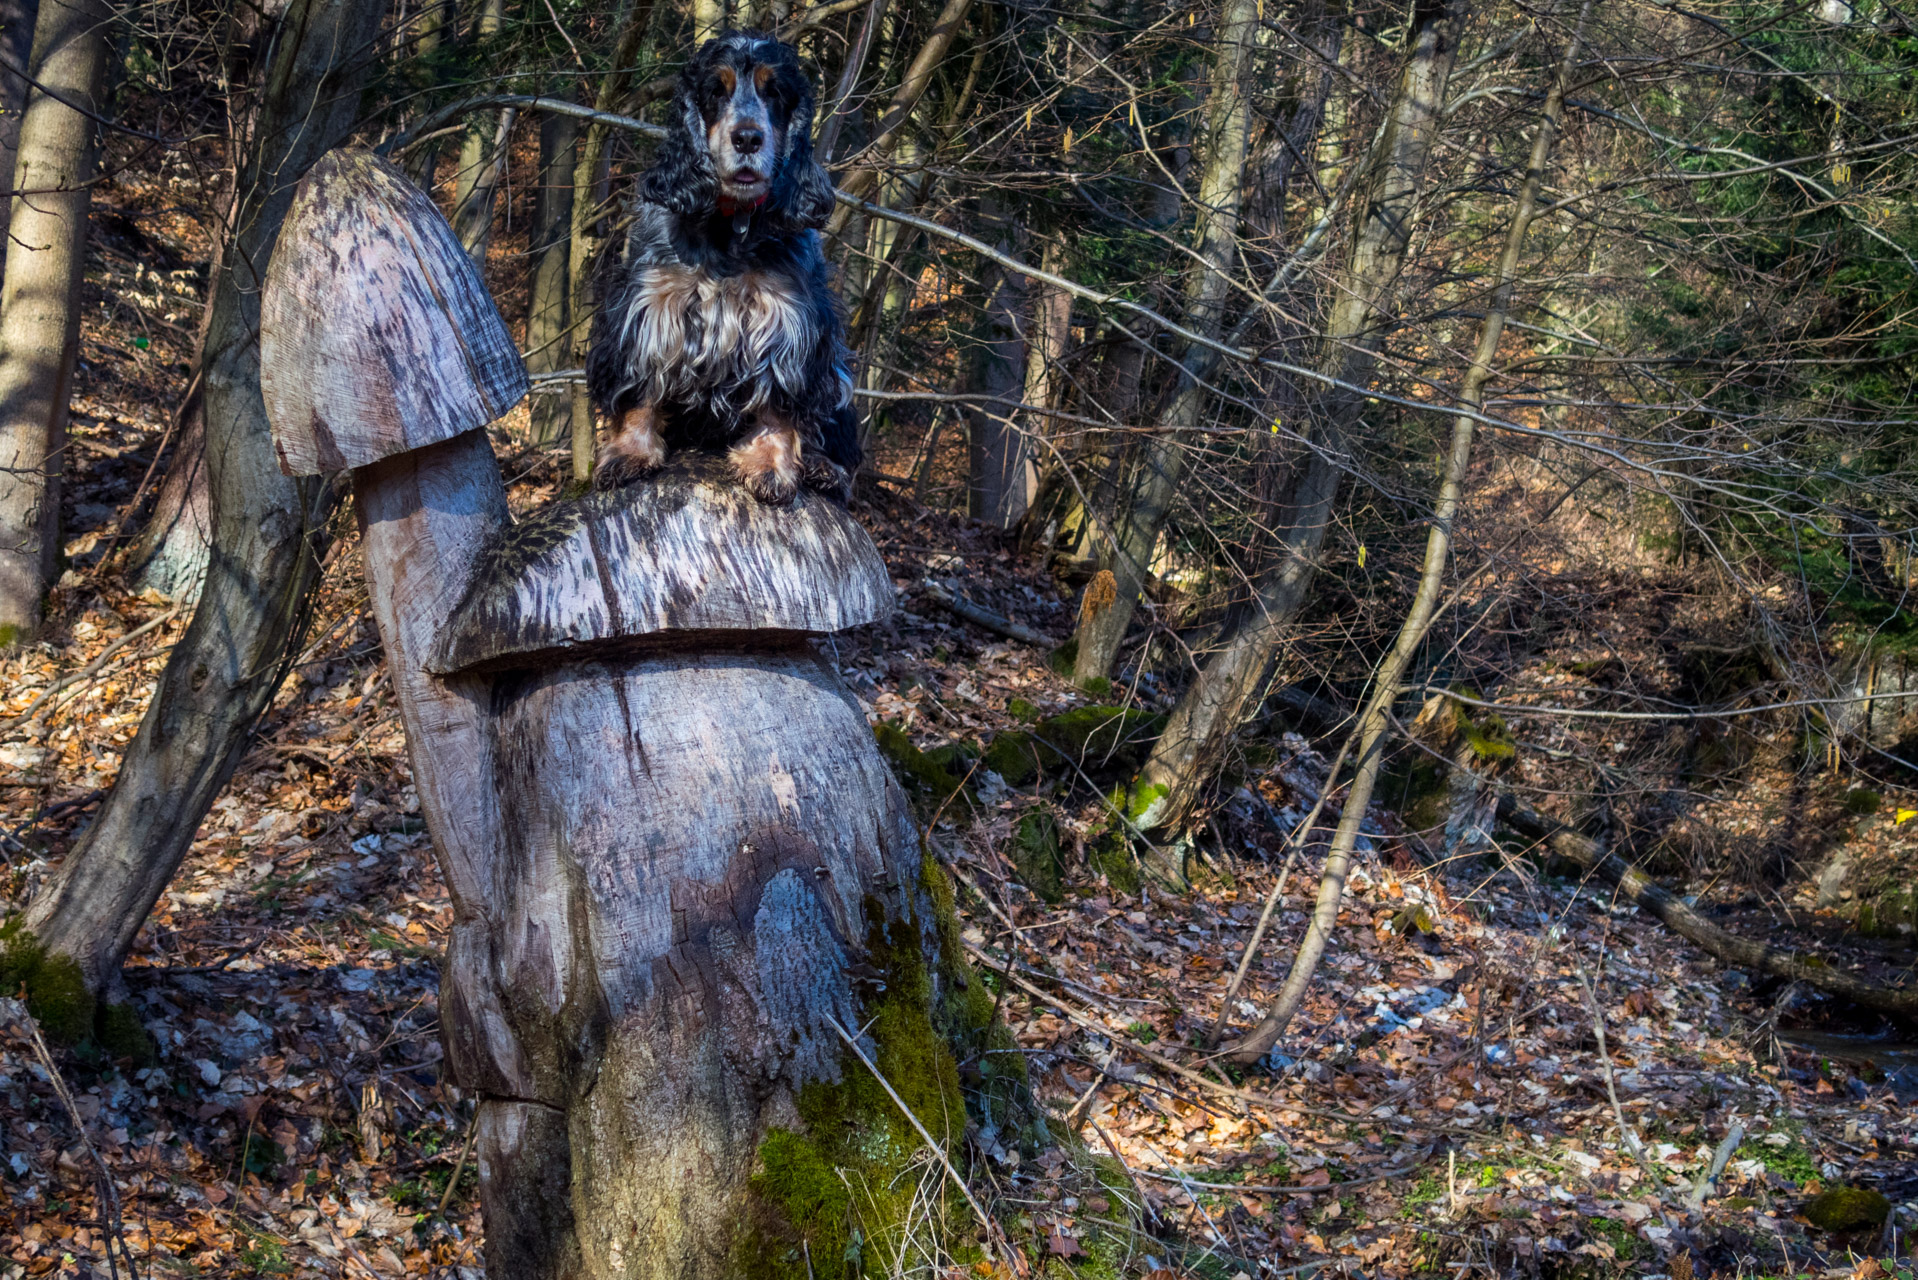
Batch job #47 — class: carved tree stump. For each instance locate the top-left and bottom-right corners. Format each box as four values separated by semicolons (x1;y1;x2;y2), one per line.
260;151;1021;1279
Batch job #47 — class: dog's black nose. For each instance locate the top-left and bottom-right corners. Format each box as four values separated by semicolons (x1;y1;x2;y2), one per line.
732;126;765;155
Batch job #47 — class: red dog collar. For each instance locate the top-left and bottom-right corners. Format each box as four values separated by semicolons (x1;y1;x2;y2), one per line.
716;193;769;218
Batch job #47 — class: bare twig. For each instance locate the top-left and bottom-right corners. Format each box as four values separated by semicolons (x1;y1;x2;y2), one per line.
5;999;134;1279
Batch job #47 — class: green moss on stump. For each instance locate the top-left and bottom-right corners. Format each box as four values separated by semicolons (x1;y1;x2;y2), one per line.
1802;1186;1890;1232
2;918;94;1044
745;860;1037;1279
0;919;152;1060
979;707;1166;788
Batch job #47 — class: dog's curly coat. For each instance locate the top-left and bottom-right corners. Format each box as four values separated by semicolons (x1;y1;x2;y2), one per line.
587;31;860;503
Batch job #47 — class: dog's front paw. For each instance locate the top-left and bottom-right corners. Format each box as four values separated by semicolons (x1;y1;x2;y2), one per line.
737;460;801;505
802;456;852;504
594;444;665;490
729;424;803;505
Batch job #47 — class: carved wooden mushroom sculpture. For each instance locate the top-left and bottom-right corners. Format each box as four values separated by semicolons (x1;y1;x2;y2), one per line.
260;150;1017;1279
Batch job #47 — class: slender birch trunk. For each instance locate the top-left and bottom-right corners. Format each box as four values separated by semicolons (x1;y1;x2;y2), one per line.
1129;0;1469;852
1228;1;1590;1062
0;0;109;642
526;109;576;443
1068;0;1261;685
18;0;386;1003
567;0;653;483
450;0;511;260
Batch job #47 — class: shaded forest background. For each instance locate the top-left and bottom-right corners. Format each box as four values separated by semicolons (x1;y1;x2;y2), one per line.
3;0;1918;1275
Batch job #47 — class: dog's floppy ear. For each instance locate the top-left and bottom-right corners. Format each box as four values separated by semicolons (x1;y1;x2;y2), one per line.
770;72;835;230
642;87;718;217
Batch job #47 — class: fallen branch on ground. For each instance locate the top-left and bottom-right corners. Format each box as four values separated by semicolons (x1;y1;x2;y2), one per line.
919;578;1054;646
1497;795;1918;1016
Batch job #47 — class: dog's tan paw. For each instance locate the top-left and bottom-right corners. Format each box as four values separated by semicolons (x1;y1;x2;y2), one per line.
729;424;803;505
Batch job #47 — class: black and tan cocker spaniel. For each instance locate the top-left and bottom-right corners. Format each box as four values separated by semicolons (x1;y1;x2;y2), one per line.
587;31;860;503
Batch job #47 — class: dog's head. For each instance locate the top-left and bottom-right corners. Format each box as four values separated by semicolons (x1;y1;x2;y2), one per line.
643;31;835;233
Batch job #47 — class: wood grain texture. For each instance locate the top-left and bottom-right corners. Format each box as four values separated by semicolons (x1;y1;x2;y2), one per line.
485;650;936;1276
260;148;528;476
430;455;894;675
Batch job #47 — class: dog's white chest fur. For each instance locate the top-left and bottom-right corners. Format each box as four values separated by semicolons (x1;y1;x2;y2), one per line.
617;263;811;409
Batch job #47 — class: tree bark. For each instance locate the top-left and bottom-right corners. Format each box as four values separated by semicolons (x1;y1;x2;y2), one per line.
123;400;210;602
1226;0;1585;1061
1068;0;1261;686
965;220;1032;527
567;0;654;483
0;0;110;642
17;0;385;997
450;0;510;260
1130;0;1469;850
0;0;40;269
526;109;575;443
259;151;1024;1275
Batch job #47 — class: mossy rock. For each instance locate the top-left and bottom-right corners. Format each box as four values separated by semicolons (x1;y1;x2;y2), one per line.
0;918;153;1060
1855;885;1918;939
873;724;974;823
980;706;1165;789
1801;1186;1890;1231
744;857;1042;1278
1040;705;1163;769
1008;811;1066;904
1006;697;1041;724
1383;747;1451;834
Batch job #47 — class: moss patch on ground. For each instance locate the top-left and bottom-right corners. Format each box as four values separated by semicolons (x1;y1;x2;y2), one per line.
1802;1186;1890;1231
874;723;975;822
1008;812;1066;903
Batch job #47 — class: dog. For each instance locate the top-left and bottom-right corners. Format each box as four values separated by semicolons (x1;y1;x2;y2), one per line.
587;31;860;504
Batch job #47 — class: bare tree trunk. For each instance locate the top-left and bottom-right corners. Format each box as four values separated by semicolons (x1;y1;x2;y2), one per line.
16;0;386;1005
0;0;110;642
1068;0;1260;685
820;0;973;243
567;0;653;483
1227;1;1586;1061
123;0;290;606
0;0;41;271
693;0;723;43
123;400;209;601
1129;0;1469;852
526;109;575;443
965;217;1031;526
450;0;510;259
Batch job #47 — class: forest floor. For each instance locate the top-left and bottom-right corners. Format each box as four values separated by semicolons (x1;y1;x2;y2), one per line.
3;405;1917;1279
3;160;1918;1280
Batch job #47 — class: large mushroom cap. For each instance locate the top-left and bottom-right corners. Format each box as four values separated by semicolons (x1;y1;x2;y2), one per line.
430;457;895;674
261;149;528;476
